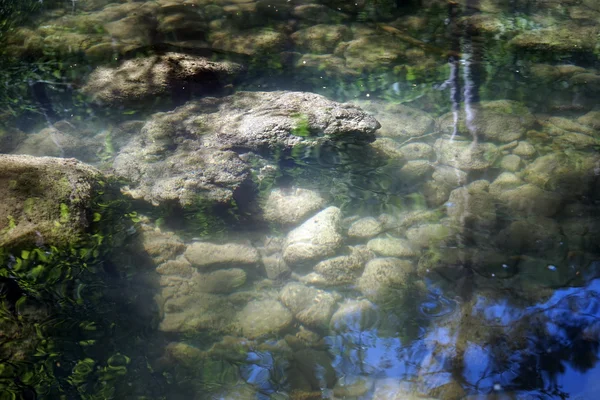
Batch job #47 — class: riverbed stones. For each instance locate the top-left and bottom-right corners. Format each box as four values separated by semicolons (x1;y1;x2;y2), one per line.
434;136;499;170
279;282;338;328
348;217;384;239
523;151;600;196
82;53;244;105
235;299;293;339
210;27;287;55
512;141;536;157
367;237;418;258
496;217;564;256
397;142;435;161
406;224;451;249
432;165;468;189
329;299;379;332
355;101;435;139
291;24;351;54
158;289;235;333
500;154;522;172
194;268;247;293
0;155;103;249
282;207;343;265
488;172;523;197
437;100;535;142
312;246;374;285
495;183;562;217
358;258;414;303
509;24;599;54
446;180;496;231
263;187;325;225
184;241;260;268
138;226;186;265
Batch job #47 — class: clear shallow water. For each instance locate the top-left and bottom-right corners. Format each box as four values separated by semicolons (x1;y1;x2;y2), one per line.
1;0;600;399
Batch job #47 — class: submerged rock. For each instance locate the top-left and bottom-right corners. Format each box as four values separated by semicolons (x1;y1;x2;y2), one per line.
355;101;435;139
0;155;103;248
291;24;351;54
446;180;496;233
437;100;535;142
348;217;384;239
312;246;374;285
193;268;247;293
367;237;418;258
510;24;599;54
495;183;562;218
137;226;186;265
523;151;600;196
113;91;379;206
262;187;325;225
279;282;338;328
513;140;537;158
358;257;414;303
235;298;293;339
184;242;260;268
329;299;379;332
282;207;343;265
82;52;244;105
158;289;235;333
434;136;499;170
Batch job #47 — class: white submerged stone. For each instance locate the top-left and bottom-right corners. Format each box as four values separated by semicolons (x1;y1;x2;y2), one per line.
282;206;343;265
262;187;326;225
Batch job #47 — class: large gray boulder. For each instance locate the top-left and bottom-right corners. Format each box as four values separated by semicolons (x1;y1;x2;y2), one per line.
113;91;379;206
282;207;344;265
82;52;244;105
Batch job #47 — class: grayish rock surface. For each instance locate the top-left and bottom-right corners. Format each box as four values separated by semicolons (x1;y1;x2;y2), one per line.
348;217;384;239
330;299;379;332
263;187;325;225
82;52;244;104
358;257;414;303
437;100;535;142
446;180;496;232
313;246;374;285
355;101;435;138
280;282;338;328
0;155;103;248
194;268;247;293
434;136;499;170
283;207;343;265
113;91;379;206
235;299;293;339
184;242;260;268
406;224;451;249
367;237;418;258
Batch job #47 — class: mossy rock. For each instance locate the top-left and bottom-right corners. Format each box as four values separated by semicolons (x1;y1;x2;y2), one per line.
0;155;104;249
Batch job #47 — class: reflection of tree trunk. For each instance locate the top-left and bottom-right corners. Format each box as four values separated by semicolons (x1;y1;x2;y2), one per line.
446;0;481;393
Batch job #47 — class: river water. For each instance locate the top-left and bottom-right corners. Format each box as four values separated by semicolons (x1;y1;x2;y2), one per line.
1;0;600;399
